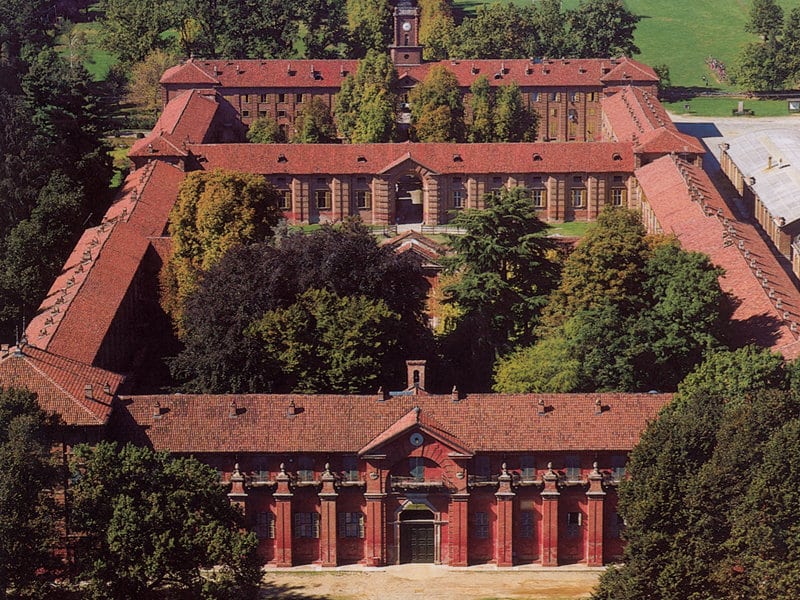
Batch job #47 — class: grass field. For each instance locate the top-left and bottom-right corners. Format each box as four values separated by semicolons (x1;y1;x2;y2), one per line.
663;96;800;117
454;0;800;90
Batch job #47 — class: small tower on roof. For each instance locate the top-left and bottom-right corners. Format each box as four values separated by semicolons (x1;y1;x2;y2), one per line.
390;0;423;66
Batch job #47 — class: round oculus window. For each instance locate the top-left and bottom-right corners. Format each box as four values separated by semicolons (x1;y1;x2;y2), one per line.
410;432;424;447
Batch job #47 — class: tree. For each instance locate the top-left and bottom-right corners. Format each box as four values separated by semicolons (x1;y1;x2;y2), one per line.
214;0;298;59
779;7;800;86
172;220;432;393
652;63;672;96
493;336;579;393
0;387;58;599
467;76;493;143
98;0;175;66
409;64;465;142
248;288;401;393
493;82;537;142
334;50;397;143
567;0;640;58
505;214;730;393
0;173;87;331
418;0;455;60
543;208;648;329
531;0;568;58
297;0;348;58
70;442;260;600
127;49;181;117
745;0;784;43
161;170;282;331
732;40;790;92
291;96;337;143
592;347;798;600
246;116;285;143
345;0;392;57
440;187;559;390
451;3;537;59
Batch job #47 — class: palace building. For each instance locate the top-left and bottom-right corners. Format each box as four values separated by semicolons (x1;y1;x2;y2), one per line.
6;0;800;571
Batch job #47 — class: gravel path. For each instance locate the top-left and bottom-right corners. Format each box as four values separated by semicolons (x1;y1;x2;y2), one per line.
261;564;601;600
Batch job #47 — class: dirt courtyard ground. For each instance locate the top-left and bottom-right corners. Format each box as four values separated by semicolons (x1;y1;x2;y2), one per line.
260;565;601;600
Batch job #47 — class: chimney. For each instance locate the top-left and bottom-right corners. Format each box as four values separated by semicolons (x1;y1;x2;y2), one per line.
229;400;238;418
406;360;426;391
595;398;603;415
153;400;162;419
287;399;297;416
537;398;546;416
451;385;459;402
768;155;773;169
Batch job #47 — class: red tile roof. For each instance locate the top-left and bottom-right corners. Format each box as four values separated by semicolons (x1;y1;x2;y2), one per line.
600;57;659;84
602;86;704;155
26;162;185;363
636;155;800;358
190;141;634;175
131;90;220;159
114;392;671;454
0;345;123;425
160;57;657;91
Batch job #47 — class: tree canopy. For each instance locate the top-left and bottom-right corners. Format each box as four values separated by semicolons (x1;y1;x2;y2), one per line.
70;441;260;600
0;387;58;599
161;170;282;331
593;347;800;600
171;220;432;394
409;64;465;142
335;50;397;143
495;209;730;393
439;187;559;391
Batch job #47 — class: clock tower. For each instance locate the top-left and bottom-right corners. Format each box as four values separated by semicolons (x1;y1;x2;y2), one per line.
390;0;423;66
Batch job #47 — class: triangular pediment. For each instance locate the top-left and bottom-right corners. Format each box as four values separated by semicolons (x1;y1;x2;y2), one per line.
378;152;439;176
358;406;473;457
397;74;421;87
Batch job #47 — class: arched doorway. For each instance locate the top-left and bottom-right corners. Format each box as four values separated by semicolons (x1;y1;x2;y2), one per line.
399;507;435;563
395;173;424;225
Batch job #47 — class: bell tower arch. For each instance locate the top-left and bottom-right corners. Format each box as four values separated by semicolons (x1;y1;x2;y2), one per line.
390;0;423;66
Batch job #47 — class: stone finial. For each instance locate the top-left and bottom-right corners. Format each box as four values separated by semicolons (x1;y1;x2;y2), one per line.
501;462;508;476
547;461;554;474
592;461;600;474
279;462;286;474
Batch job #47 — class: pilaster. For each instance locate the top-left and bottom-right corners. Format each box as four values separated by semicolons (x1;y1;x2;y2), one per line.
273;463;293;567
494;463;515;567
449;493;470;566
585;462;606;567
317;463;338;567
540;463;560;567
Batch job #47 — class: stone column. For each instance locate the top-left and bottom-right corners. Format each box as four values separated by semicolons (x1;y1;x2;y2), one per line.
318;463;338;567
273;463;293;567
425;175;440;225
373;177;391;225
449;493;470;566
540;463;560;567
494;463;515;567
585;462;606;567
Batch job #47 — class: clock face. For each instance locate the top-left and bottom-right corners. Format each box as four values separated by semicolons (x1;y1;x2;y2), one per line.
410;432;424;447
402;21;412;32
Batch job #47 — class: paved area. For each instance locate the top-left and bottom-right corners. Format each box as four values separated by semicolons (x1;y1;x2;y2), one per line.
261;564;601;599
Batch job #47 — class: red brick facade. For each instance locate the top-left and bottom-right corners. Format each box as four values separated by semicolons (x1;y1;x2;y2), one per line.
109;386;669;567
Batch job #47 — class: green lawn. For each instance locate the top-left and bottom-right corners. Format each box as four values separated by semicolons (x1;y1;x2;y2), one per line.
55;20;116;81
454;0;800;90
663;96;800;117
